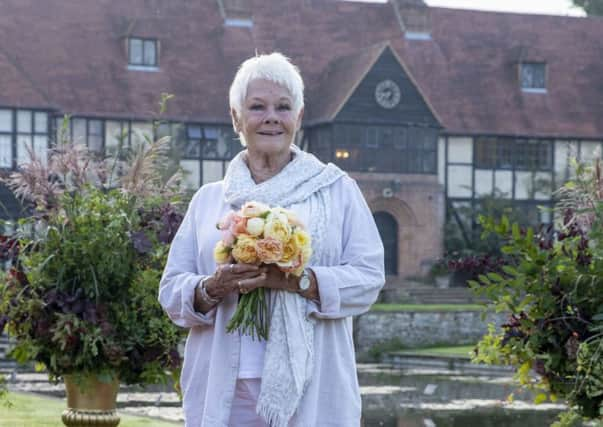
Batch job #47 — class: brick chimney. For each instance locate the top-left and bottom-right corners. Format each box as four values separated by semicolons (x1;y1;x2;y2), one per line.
389;0;431;40
216;0;253;27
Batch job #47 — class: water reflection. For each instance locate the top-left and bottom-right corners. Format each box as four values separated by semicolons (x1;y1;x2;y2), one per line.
358;364;563;427
362;409;559;427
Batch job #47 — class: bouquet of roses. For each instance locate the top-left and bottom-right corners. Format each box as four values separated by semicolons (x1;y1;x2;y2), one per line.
214;201;312;340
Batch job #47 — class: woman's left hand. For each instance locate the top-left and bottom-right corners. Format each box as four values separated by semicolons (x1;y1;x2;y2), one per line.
236;264;297;294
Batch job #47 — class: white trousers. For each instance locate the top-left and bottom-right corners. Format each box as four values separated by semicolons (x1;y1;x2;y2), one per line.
228;379;269;427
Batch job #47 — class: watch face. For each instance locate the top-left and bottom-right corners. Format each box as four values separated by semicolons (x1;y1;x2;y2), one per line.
299;273;311;291
375;79;401;109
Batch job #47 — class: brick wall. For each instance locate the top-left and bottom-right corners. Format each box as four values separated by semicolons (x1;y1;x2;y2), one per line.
352;172;444;279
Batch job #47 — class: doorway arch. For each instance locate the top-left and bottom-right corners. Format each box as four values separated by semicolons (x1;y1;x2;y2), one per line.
373;211;398;275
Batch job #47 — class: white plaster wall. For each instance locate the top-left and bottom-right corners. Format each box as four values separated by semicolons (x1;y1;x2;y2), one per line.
474;169;493;197
447;137;472;163
202;160;223;184
0;135;11;168
0;110;11;132
33;135;48;166
534;171;553;200
581;141;602;163
514;171;532;200
447;165;472;197
105;121;124;152
16;135;32;166
555;140;578;186
131;122;153;146
180;160;200;190
494;170;512;198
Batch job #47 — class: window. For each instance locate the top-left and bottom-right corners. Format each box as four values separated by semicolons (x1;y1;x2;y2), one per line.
88;120;103;153
329;124;437;174
520;63;546;91
180;124;241;188
475;137;552;171
128;37;158;67
0;109;50;167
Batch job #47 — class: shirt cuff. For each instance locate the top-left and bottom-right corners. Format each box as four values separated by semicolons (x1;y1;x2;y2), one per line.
182;274;217;325
305;266;341;319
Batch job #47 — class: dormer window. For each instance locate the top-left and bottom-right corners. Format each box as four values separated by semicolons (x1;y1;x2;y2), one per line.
520;62;546;93
217;0;253;28
128;37;158;70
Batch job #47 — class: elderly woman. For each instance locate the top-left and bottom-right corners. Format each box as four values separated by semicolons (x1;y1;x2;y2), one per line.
159;52;385;427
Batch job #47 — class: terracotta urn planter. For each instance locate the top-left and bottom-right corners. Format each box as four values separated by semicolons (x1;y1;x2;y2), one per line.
61;375;120;427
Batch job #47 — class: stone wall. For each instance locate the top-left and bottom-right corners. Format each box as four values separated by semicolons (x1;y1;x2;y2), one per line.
354;310;506;357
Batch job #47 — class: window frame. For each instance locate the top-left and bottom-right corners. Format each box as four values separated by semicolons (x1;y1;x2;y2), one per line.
474;137;553;172
127;37;159;68
519;62;547;93
329;123;438;174
0;107;50;170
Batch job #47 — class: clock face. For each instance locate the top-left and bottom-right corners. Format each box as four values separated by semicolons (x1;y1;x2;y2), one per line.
375;79;401;109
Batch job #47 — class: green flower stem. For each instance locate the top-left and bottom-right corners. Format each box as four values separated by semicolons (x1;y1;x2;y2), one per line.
226;288;269;341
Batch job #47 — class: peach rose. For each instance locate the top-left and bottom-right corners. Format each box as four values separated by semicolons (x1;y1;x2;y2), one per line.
256;237;284;263
216;211;235;230
231;235;259;264
229;214;248;237
221;229;235;246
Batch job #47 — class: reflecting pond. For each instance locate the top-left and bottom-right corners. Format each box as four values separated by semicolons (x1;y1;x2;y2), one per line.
358;363;563;427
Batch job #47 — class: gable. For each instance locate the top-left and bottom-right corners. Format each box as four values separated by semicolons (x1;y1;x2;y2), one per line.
335;48;439;127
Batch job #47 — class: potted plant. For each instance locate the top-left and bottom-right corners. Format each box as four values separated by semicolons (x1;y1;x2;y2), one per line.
0;117;187;426
470;159;603;427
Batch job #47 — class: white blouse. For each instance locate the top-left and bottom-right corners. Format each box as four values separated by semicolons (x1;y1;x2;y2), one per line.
159;174;385;427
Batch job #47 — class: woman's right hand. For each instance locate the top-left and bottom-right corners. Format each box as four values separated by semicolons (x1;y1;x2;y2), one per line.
204;263;264;300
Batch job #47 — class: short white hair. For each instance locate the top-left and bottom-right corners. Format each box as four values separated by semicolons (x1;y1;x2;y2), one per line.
229;52;304;136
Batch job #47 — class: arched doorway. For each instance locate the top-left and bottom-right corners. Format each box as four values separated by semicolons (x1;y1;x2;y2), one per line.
373;211;398;275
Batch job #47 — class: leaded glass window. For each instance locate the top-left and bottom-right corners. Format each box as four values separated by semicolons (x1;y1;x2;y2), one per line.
180;124;242;188
475;137;552;171
328;124;437;174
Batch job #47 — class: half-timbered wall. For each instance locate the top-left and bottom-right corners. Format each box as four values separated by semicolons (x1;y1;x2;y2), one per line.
441;136;603;228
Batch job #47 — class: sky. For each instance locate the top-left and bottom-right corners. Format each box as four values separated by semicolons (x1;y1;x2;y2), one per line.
344;0;586;16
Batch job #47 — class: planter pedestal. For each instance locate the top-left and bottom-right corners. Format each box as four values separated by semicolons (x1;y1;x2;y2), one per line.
61;375;120;427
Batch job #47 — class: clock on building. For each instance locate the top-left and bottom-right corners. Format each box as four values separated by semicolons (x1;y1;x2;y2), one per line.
375;79;401;109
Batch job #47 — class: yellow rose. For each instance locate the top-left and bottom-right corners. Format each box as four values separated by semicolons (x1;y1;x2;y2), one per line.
264;216;291;243
292;229;311;251
256;237;284;263
281;238;300;263
213;240;231;264
231;235;259;264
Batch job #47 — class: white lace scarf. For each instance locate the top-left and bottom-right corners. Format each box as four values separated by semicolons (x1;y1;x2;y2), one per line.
223;145;345;427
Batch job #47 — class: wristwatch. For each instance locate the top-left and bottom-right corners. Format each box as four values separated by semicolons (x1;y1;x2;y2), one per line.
298;269;311;292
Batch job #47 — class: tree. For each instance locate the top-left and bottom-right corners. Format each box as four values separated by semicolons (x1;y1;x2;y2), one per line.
572;0;603;16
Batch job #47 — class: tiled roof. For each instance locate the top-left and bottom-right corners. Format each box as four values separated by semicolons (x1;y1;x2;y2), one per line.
0;0;601;139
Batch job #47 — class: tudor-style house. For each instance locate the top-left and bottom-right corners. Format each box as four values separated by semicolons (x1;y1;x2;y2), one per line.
1;0;602;284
